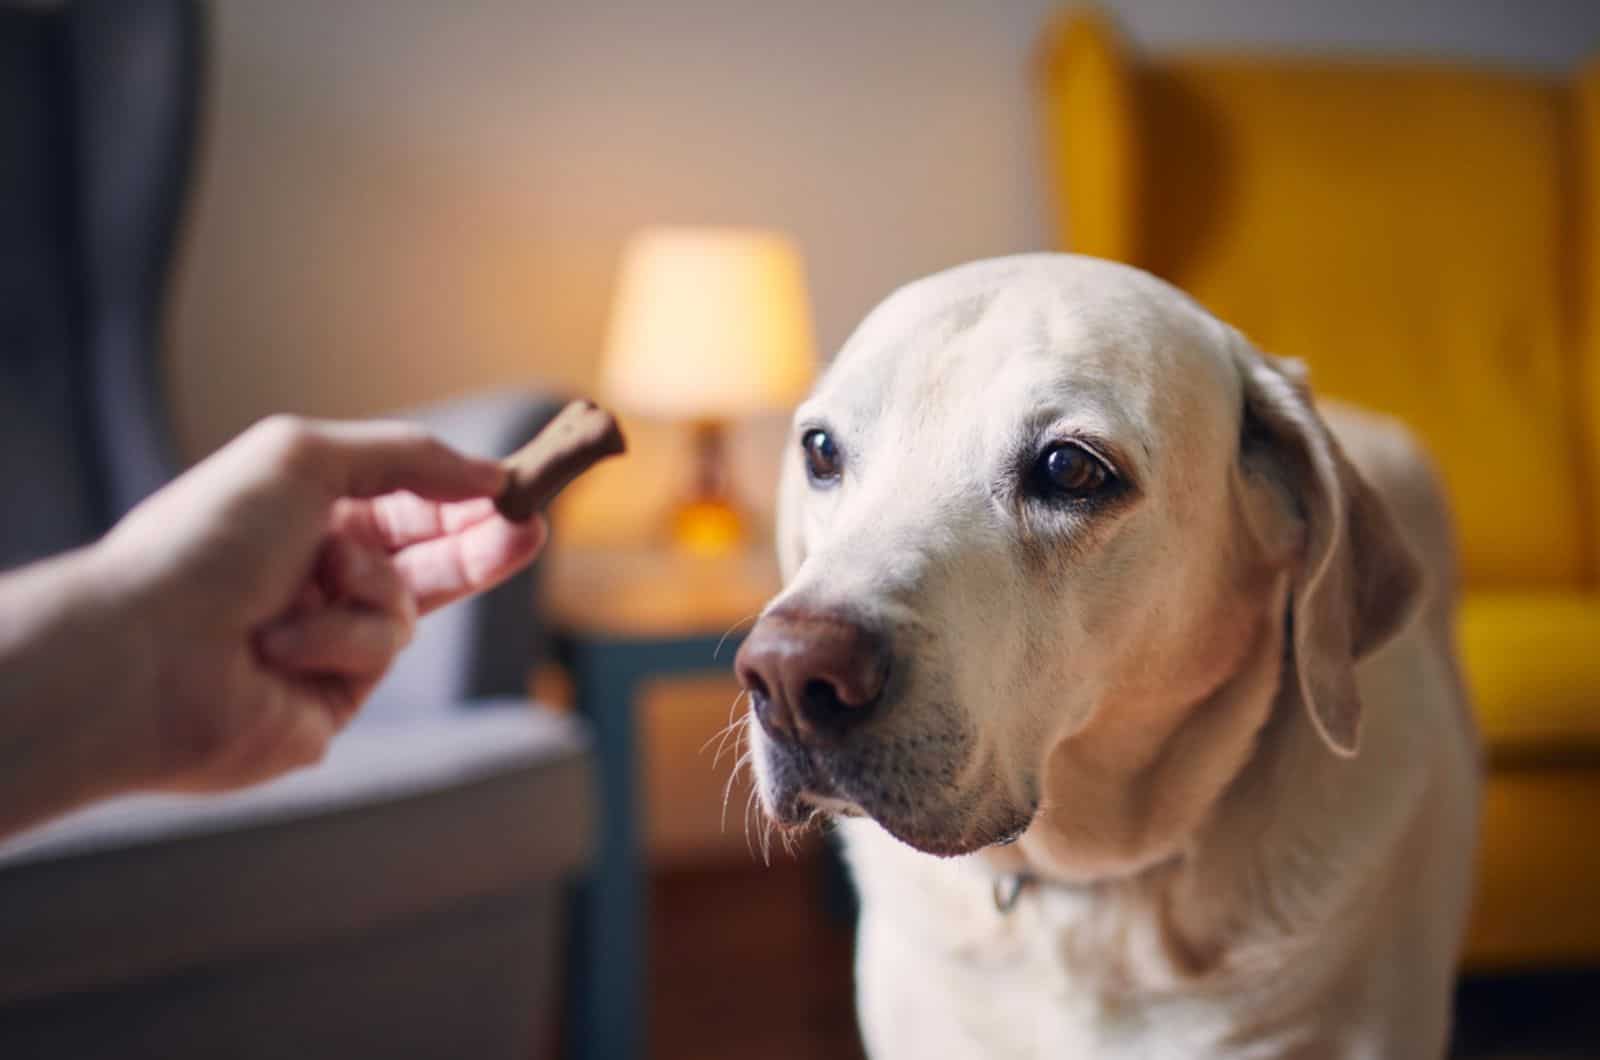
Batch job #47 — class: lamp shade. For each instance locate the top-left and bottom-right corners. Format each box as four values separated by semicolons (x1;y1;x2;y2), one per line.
601;227;818;419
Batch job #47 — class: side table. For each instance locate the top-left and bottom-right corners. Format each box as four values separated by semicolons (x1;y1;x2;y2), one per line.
546;545;779;1060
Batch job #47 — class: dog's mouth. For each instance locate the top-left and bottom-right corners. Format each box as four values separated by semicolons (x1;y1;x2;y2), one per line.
755;737;848;822
754;727;1036;858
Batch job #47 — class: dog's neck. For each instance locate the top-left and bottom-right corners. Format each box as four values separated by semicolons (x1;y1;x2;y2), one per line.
963;568;1347;991
991;573;1293;889
967;632;1323;999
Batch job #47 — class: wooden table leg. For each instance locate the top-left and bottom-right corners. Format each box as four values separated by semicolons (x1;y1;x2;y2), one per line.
564;643;645;1060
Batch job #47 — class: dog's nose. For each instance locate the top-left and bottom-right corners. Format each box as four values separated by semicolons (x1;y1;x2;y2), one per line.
735;609;888;742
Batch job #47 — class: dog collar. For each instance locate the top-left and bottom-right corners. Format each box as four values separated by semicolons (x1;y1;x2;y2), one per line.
992;872;1035;914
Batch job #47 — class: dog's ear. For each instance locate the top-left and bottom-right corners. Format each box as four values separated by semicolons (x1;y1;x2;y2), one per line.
775;435;809;581
1236;351;1423;757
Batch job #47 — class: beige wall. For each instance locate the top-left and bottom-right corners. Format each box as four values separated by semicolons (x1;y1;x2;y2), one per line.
169;0;1599;461
170;0;1058;462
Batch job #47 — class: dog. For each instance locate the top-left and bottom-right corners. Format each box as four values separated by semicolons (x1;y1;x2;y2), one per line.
733;254;1480;1058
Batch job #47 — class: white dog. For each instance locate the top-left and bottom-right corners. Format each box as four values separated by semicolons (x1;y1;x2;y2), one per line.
734;254;1480;1058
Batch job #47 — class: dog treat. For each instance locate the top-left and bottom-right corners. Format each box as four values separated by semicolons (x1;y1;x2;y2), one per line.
495;400;626;522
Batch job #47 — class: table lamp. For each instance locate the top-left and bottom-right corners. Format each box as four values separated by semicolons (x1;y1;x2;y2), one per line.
601;226;817;554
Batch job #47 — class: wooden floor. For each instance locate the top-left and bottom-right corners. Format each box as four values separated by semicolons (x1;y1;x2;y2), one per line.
650;846;865;1060
647;849;1600;1060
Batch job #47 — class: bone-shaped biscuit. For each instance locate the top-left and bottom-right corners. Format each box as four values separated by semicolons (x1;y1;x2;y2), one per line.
495;400;627;522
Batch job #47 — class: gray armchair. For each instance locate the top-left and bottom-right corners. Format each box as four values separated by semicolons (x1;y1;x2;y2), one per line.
0;3;594;1057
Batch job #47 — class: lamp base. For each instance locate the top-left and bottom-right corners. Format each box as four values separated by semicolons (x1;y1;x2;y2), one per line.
671;496;747;556
668;419;747;555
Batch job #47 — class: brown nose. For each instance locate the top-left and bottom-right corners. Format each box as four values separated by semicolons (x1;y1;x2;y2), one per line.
735;609;888;743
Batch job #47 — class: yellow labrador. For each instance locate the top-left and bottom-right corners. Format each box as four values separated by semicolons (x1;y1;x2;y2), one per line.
735;255;1480;1058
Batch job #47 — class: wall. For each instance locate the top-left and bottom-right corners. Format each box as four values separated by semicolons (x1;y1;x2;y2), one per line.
169;0;1600;460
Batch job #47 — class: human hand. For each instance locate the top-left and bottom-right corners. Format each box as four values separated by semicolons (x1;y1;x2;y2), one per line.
91;415;546;793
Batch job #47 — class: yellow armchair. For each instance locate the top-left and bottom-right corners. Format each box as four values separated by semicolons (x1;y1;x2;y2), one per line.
1038;8;1600;970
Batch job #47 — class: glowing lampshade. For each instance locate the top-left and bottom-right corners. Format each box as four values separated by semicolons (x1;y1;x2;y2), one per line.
601;227;817;420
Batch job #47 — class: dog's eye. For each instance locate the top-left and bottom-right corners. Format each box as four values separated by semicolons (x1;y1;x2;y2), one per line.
1031;441;1113;500
802;429;843;484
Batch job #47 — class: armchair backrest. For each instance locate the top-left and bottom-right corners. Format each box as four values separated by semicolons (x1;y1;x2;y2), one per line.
0;0;201;569
1040;10;1599;588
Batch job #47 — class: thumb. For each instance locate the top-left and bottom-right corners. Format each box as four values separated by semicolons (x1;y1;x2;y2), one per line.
264;418;506;502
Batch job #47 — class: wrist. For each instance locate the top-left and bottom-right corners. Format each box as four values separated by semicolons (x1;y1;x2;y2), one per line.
0;544;164;834
68;539;171;788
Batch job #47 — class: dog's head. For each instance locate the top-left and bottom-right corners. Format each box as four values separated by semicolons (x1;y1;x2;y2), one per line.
736;254;1420;869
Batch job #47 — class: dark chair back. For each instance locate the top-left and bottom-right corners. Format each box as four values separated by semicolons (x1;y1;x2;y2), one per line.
0;0;202;568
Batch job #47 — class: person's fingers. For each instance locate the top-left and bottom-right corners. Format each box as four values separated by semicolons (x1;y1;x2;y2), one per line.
301;673;369;730
291;578;327;615
256;606;411;677
258;417;506;502
332;495;501;554
160;691;341;794
317;536;417;626
394;514;548;614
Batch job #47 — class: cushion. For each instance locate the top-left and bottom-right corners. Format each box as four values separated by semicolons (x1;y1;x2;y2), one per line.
1577;55;1600;566
1459;593;1600;759
0;702;592;1004
1468;766;1600;968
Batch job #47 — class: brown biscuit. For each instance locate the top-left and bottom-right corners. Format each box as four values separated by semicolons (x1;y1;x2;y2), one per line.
495;400;627;522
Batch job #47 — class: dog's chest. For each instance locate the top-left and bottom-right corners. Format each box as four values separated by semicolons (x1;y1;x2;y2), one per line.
845;826;1241;1059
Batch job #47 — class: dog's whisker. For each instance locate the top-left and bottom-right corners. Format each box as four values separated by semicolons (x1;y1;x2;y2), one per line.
725;686;748;729
727;694;753;760
701;723;734;764
703;695;750;768
722;736;755;833
699;715;734;758
742;783;762;861
714;610;764;661
721;768;743;833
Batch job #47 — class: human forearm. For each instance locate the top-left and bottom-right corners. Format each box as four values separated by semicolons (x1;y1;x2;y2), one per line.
0;415;549;839
0;545;157;839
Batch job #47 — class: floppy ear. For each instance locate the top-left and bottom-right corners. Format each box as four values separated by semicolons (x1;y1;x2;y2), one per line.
1236;351;1424;757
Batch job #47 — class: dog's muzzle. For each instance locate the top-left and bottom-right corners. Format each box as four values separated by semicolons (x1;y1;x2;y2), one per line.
735;607;889;746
